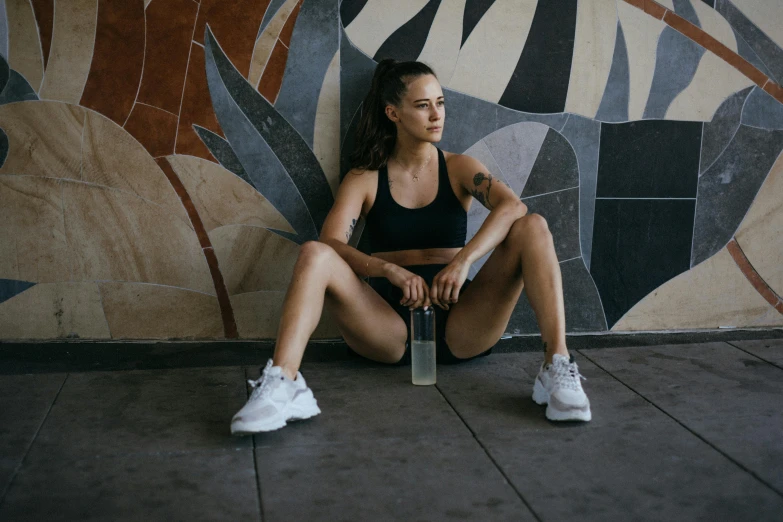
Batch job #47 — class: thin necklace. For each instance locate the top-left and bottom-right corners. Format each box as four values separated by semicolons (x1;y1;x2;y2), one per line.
393;148;432;182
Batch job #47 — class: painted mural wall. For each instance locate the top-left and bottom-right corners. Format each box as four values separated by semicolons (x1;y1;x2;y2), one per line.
0;0;781;340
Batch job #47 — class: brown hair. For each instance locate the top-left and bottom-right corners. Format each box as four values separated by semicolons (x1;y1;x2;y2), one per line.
350;59;437;171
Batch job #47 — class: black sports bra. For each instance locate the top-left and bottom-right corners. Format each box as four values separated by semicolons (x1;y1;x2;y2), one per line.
364;148;467;253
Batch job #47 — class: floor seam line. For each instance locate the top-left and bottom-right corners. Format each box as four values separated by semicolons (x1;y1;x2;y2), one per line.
576;349;783;499
252;441;265;522
434;383;543;522
0;373;69;507
723;340;783;371
245;367;265;522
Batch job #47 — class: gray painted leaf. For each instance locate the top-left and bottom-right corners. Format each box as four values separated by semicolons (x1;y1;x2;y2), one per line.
204;27;318;241
205;26;335;238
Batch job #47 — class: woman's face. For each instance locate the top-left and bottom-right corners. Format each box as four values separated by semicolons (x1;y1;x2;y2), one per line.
387;74;445;142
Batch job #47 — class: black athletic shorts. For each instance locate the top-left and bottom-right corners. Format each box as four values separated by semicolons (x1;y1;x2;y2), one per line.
349;264;493;365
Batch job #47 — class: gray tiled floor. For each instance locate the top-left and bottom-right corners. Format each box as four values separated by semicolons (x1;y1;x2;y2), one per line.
1;339;782;521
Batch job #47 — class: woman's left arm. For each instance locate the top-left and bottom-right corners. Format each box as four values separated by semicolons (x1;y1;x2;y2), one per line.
430;154;527;309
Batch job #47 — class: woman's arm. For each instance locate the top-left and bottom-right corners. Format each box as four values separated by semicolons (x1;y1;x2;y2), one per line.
319;169;391;278
452;155;527;267
430;155;526;309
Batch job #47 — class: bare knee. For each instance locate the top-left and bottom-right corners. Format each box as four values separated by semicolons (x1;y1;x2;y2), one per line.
292;241;341;289
505;213;551;246
343;336;406;365
381;343;406;364
367;346;406;365
444;330;495;360
297;240;335;267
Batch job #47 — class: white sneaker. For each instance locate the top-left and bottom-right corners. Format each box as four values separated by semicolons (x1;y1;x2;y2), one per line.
532;353;592;422
231;360;321;435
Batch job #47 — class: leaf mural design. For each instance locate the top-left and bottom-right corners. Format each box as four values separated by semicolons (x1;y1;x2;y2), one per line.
343;0;773;122
204;25;334;243
192;125;309;243
0;0;780;341
0;278;36;305
275;0;339;149
0;54;38;105
193;124;254;187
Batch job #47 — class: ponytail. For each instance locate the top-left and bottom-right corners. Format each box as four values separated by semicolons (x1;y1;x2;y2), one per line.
350;59;436;172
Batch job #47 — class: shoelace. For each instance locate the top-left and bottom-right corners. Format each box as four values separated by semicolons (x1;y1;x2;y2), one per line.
550;359;587;391
247;360;278;402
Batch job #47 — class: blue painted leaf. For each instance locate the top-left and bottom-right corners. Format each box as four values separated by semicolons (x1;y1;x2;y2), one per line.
204;27;318;241
204;26;334;240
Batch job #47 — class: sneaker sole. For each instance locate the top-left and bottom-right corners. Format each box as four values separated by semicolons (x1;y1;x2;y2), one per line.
231;417;287;435
231;402;322;436
532;378;591;422
546;404;593;422
545;404;592;422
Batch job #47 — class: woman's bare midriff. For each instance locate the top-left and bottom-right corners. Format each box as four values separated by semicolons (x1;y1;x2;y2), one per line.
371;248;461;267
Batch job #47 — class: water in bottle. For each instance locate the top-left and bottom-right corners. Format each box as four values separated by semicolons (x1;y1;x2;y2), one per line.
411;339;436;385
411;308;436;385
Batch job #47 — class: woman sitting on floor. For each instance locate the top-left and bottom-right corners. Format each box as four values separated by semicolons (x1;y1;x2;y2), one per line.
231;59;591;434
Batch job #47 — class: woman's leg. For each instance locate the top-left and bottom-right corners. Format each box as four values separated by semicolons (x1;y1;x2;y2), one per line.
444;213;569;364
273;241;409;379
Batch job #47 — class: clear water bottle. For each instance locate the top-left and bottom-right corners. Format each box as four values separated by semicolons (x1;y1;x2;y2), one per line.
410;307;436;385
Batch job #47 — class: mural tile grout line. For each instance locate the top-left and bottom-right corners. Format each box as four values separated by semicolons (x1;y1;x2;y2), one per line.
699;87;752;176
122;4;148;128
0;173;198;232
691;141;701;277
727;239;783;315
764;80;783;101
172;1;202;158
136;101;178;118
521;185;579;200
29;0;53;72
155;157;238;338
129;6;149;121
78;1;145;125
95;283;112;337
130;0;199;124
71;0;100;107
623;0;783;104
87;280;220;298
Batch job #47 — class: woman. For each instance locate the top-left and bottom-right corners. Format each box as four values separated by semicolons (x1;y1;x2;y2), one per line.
230;60;591;434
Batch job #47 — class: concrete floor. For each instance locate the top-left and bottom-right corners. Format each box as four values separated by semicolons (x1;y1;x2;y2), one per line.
0;338;781;521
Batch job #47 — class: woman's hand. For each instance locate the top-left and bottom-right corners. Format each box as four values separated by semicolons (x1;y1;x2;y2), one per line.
384;265;432;310
430;260;471;310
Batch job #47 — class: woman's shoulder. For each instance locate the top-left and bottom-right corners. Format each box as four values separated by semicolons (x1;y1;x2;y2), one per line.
338;167;379;198
342;167;379;186
339;167;381;217
442;150;485;176
345;166;379;176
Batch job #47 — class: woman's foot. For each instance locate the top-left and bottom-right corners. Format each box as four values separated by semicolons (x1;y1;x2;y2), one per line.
231;360;321;435
532;354;591;422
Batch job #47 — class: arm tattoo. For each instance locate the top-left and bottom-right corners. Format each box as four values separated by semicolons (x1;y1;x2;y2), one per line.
471;172;495;211
345;218;357;241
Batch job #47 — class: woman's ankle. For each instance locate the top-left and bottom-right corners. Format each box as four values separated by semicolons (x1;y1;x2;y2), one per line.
543;341;568;365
